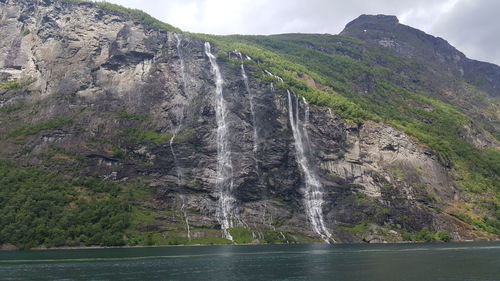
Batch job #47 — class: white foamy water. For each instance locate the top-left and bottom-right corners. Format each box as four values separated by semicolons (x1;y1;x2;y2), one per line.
287;90;333;243
238;53;259;164
204;42;235;241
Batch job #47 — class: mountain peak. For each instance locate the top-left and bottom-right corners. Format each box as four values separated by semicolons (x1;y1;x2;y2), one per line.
339;13;450;60
339;13;500;98
340;14;405;37
344;14;399;30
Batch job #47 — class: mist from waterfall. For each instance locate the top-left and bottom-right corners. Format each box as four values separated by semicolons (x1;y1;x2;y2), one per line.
287;90;333;243
205;42;235;241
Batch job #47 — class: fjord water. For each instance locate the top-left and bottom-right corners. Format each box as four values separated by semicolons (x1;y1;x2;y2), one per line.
1;242;499;281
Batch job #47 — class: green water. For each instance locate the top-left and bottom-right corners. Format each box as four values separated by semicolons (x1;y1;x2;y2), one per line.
1;242;499;280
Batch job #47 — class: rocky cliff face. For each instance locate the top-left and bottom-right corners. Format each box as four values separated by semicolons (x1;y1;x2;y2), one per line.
0;0;496;245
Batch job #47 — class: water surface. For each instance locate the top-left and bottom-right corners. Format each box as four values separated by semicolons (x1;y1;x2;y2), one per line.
1;242;499;280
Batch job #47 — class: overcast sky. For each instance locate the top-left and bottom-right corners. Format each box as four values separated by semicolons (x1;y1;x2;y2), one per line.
97;0;500;66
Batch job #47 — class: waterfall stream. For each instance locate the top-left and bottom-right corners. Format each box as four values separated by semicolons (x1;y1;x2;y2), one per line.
238;52;270;233
172;33;191;240
287;90;333;243
205;42;235;241
170;33;186;185
238;53;259;168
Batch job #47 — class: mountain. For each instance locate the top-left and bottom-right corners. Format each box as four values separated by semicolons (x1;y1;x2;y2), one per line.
341;15;500;98
0;0;498;249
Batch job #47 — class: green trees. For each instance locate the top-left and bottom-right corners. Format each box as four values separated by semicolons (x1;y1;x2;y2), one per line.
0;159;131;249
401;228;452;242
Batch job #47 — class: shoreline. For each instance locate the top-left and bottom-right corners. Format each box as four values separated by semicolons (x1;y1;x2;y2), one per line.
2;238;498;252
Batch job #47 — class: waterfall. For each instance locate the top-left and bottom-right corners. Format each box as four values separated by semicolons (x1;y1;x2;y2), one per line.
238;52;271;231
170;33;187;185
264;70;283;92
180;195;191;241
172;33;192;240
238;53;259;165
175;34;188;95
204;42;235;241
287;90;333;243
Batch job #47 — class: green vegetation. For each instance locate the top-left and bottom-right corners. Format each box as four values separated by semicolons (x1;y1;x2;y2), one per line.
115;109;152;121
126;128;171;143
0;103;24;114
0;80;22;90
0;159;131;249
437;231;452;242
229;227;255;244
336;221;452;243
388;167;405;180
452;213;500;235
39;145;86;165
111;145;127;160
341;222;370;234
116;110;171;145
129;208;156;227
73;177;122;196
261;230;296;243
6;117;73;140
126;231;233;246
0;78;35;90
402;227;452;242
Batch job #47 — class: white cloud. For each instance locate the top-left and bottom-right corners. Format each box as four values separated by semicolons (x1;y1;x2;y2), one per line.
398;0;460;32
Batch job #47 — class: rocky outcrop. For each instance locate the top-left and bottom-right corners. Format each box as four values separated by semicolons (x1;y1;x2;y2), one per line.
320;121;454;200
0;0;494;243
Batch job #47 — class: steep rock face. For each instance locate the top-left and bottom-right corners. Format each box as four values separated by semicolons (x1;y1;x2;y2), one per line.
322;121;453;200
0;0;492;244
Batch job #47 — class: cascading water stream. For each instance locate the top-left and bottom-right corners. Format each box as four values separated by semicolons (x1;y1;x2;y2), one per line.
172;33;191;240
180;195;191;241
287;90;334;243
170;33;186;185
238;52;270;234
238;53;259;167
205;42;235;241
264;70;283;91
